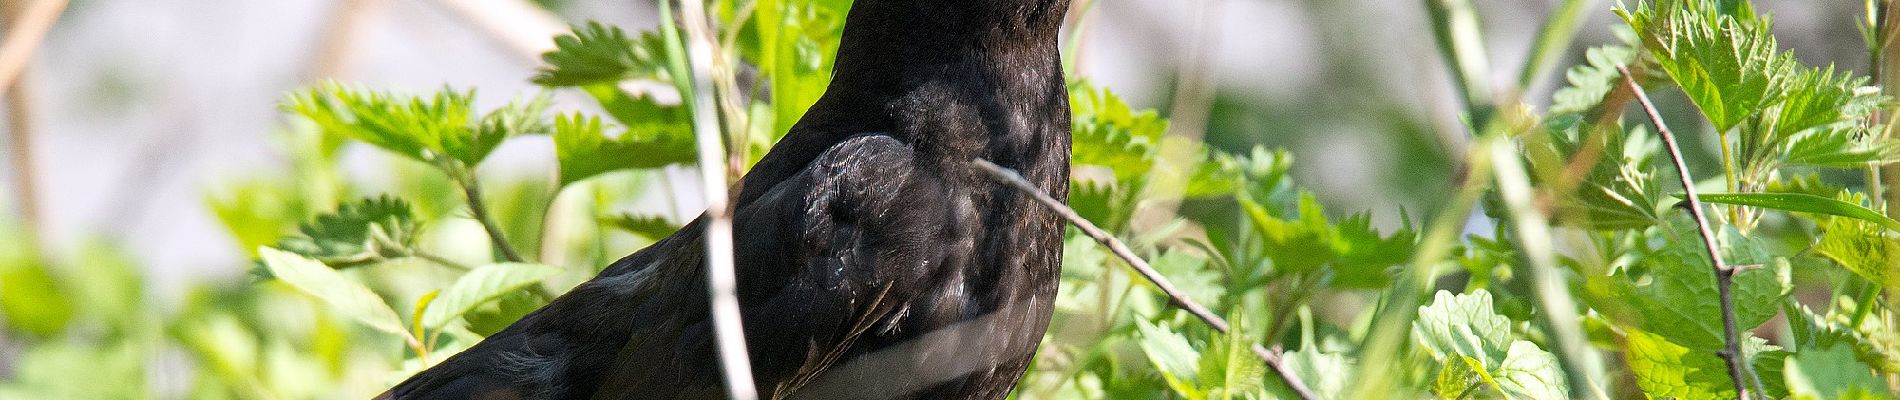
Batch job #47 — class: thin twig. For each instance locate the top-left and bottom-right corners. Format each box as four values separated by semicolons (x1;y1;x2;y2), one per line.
1618;65;1762;400
0;0;67;98
458;175;526;263
973;160;1318;400
677;0;758;398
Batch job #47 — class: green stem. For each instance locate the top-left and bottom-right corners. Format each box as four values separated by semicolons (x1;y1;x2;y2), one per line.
1516;0;1597;91
458;173;526;263
1348;135;1497;399
1425;0;1496;123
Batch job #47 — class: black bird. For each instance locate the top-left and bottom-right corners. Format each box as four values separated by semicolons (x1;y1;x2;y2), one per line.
382;0;1072;398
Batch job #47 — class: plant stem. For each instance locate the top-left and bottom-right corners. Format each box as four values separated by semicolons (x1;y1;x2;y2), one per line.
0;0;66;98
974;159;1319;400
458;174;525;263
1425;0;1495;123
1349;134;1496;400
1619;66;1764;400
1489;137;1608;397
677;0;758;398
1516;0;1596;91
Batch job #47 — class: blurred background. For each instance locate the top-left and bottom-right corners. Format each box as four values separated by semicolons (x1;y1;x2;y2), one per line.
0;0;1875;397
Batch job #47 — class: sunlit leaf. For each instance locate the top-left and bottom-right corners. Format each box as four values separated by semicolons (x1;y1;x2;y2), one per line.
552;113;696;186
421;263;562;330
1698;192;1900;232
257;247;407;335
271;196;420;269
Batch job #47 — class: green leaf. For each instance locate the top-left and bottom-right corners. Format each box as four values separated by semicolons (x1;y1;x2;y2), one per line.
463;291;545;336
1620;0;1791;132
1624;223;1787;350
1783;343;1893;400
421;263;562;330
534;22;672;86
1698;192;1900;232
1623;328;1736;400
1534;117;1667;230
1432;356;1482;399
1413;291;1513;370
1136;320;1205;399
271;196;420;269
552;113;696;186
286;84;542;167
1816;216;1900;286
601;213;681;240
1070;82;1169;181
1495;341;1568;399
0;250;72;338
1550;44;1638;115
257;247;407;335
1273;345;1352;400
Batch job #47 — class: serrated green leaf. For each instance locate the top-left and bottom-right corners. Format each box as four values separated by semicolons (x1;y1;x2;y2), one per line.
285;84;539;167
1625;222;1786;350
1621;0;1790;132
1784;343;1892;400
1070;82;1168;181
1136;320;1204;399
1272;345;1351;400
1413;291;1512;369
552;113;696;186
1432;355;1482;399
601;213;680;240
1816;216;1900;286
1698;192;1900;232
421;263;562;330
271;196;419;269
1624;328;1735;400
257;247;407;335
534;22;672;86
1550;44;1638;114
1495;341;1568;399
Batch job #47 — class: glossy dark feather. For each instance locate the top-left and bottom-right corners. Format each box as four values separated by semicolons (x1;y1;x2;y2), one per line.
383;0;1071;398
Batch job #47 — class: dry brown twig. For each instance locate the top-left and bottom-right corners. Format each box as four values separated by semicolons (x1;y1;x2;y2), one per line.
974;159;1320;400
1617;65;1762;400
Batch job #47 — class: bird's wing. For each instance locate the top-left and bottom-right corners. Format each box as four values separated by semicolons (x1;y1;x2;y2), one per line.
381;133;965;400
588;133;966;399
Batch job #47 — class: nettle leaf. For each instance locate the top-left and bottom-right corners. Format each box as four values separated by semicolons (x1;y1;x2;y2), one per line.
420;263;562;331
601;213;681;240
1135;321;1205;399
1070;82;1168;182
1816;216;1900;286
257;247;407;335
552;113;696;186
1413;291;1512;369
1534;116;1667;230
1431;356;1482;399
1241;191;1413;286
1784;343;1893;400
1273;346;1352;400
1627;224;1787;350
1550;44;1638;115
286;84;543;167
272;196;420;269
1148;250;1224;310
1699;192;1900;232
534;22;672;87
1413;291;1570;399
1621;0;1791;132
1623;328;1737;400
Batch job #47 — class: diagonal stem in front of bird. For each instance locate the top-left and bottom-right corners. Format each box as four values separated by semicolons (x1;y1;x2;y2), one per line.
972;159;1319;400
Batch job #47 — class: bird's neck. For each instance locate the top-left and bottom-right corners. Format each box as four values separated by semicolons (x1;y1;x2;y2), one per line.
814;0;1072;167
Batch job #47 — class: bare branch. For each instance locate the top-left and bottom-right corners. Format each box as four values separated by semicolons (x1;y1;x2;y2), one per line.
1618;65;1762;400
677;0;758;398
973;159;1319;400
0;0;66;98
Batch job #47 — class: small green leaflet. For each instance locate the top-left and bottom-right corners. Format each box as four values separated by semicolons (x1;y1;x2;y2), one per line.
285;84;549;167
257;247;407;335
420;263;563;331
271;196;419;268
1135;320;1205;399
552;113;695;186
534;22;671;87
1698;192;1900;232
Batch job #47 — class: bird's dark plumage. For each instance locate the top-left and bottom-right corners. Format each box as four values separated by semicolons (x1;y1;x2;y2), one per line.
384;0;1071;398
